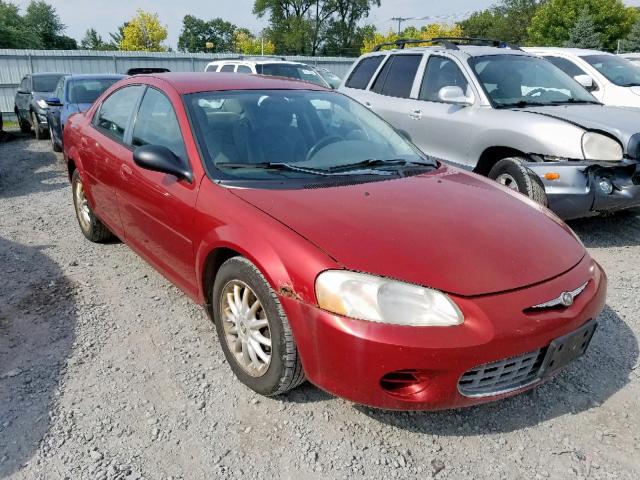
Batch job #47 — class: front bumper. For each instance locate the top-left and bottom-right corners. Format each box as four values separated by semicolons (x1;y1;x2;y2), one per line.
281;256;606;411
527;161;640;220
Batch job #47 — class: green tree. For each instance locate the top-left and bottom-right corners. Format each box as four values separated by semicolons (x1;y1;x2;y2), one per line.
460;0;542;45
178;15;237;53
529;0;637;50
563;8;603;49
620;18;640;53
254;0;315;54
323;0;380;56
120;10;168;52
234;29;276;55
23;0;76;49
80;28;116;51
0;1;28;48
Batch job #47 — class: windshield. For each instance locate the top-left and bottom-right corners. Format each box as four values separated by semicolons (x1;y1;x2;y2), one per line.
32;74;64;92
316;68;342;89
581;54;640;87
185;89;434;181
469;55;597;108
67;78;121;104
256;63;327;87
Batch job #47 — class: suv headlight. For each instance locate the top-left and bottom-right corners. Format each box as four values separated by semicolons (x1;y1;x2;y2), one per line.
315;270;464;327
582;132;623;161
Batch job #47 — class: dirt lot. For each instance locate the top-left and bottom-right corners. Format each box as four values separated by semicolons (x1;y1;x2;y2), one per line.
1;132;639;480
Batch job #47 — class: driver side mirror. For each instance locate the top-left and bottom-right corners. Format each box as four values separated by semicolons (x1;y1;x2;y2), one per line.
46;97;63;107
574;74;597;91
133;145;192;183
438;86;474;106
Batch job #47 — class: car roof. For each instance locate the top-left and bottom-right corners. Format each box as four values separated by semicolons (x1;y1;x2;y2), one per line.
65;74;126;80
136;72;329;94
524;47;610;56
30;72;65;77
368;45;535;58
209;59;308;66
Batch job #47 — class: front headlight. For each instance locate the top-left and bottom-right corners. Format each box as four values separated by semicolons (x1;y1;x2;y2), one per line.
582;132;623;161
36;99;49;110
315;270;464;327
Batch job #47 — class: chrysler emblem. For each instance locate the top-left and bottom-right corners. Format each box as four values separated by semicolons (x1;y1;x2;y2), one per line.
530;282;589;310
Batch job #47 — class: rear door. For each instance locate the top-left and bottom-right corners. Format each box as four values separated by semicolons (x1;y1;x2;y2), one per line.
340;55;386;108
83;85;144;237
117;86;199;293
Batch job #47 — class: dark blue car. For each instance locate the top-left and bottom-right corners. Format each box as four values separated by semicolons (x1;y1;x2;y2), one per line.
46;74;125;152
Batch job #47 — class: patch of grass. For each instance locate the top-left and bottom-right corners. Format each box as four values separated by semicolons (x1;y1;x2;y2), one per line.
2;120;18;129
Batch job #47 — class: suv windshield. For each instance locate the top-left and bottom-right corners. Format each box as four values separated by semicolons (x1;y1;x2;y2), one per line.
581;54;640;87
469;55;597;108
185;89;434;181
33;74;64;92
256;64;327;87
68;78;120;104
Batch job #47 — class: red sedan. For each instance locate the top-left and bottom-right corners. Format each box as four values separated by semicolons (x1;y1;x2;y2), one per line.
63;73;606;410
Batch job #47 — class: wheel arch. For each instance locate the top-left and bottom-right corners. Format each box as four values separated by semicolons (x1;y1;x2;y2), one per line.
474;146;532;177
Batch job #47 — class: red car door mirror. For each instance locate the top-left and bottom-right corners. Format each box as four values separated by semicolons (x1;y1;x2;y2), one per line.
133;145;192;183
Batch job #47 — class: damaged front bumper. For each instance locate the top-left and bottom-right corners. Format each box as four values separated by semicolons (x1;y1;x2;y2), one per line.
526;159;640;220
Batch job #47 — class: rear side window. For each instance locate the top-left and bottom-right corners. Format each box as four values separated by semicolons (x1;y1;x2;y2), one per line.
220;64;236;73
420;56;469;102
345;56;384;90
237;65;252;74
94;85;143;142
205;64;219;72
371;54;422;98
544;56;588;78
132;87;187;160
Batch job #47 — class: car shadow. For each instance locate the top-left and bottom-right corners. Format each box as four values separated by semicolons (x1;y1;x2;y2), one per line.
0;237;77;477
353;305;637;435
568;208;640;248
0;133;67;200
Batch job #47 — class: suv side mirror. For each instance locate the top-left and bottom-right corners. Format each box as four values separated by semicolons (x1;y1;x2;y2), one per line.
438;86;473;106
574;74;596;91
46;97;63;107
133;145;192;183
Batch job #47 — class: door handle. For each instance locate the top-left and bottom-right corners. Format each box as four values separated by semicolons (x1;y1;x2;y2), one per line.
364;102;373;109
120;164;132;179
409;109;422;120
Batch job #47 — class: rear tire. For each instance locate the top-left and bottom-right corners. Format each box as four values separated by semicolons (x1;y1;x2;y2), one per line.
71;169;114;243
17;111;31;133
212;256;305;396
488;157;548;206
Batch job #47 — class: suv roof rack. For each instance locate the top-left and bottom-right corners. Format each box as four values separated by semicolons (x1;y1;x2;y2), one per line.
215;55;288;62
372;37;523;52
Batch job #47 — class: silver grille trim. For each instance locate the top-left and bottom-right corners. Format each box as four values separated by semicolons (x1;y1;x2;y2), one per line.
458;349;546;398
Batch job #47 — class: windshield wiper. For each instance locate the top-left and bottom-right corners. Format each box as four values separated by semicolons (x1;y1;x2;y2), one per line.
326;158;436;173
496;100;550;109
548;99;602;105
217;162;393;176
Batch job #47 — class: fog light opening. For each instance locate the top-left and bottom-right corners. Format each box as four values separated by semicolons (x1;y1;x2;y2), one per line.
598;178;614;195
380;370;430;398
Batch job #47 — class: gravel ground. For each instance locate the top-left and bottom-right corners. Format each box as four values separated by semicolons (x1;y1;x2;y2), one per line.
1;132;639;480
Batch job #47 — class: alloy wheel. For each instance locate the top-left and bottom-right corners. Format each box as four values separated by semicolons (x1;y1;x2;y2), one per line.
73;178;91;231
495;173;520;191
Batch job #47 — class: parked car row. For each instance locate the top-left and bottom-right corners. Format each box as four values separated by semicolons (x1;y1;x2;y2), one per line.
338;39;640;220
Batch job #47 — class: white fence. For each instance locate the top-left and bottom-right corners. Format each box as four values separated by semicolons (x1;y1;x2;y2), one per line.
0;49;356;115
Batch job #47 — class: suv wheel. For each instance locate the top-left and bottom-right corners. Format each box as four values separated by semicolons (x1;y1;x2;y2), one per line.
16;111;31;133
71;170;114;242
488;157;548;206
31;111;47;140
49;120;62;152
212;257;305;396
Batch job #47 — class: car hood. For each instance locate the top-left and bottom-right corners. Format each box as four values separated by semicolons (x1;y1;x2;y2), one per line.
521;104;640;152
230;167;585;297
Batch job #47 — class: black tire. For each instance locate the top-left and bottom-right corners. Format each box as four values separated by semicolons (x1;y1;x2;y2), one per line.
31;111;47;140
71;169;114;243
488;157;548;206
49;121;62;152
212;257;305;396
17;111;31;133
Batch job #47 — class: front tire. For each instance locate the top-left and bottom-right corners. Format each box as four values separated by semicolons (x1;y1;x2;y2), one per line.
16;111;31;133
71;169;114;243
31;111;47;140
49;121;62;152
212;257;305;396
488;157;548;206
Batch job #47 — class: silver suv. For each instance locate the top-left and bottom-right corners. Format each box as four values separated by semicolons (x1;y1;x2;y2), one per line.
339;39;640;219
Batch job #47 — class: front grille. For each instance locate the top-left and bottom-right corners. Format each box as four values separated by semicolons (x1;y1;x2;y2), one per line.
458;348;547;397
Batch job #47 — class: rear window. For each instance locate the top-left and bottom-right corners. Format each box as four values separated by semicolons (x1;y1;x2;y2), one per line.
205;64;219;72
345;56;384;90
67;78;120;104
32;75;63;92
371;54;422;98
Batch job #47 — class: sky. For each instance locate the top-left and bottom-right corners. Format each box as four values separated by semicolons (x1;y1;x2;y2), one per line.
11;0;640;49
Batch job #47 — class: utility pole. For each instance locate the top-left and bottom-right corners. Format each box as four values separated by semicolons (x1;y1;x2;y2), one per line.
391;17;413;36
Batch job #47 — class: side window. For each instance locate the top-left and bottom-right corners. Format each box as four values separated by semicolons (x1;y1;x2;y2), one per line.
94;85;143;142
345;56;384;90
371;54;421;98
237;65;252;74
419;56;469;102
132;88;187;161
54;79;65;100
205;64;219;72
544;56;588;78
220;64;236;73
